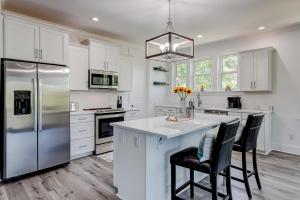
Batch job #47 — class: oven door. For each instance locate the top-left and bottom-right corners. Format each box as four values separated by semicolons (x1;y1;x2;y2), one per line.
95;114;124;144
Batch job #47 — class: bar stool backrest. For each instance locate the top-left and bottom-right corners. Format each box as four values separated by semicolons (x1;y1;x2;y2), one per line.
240;113;265;152
211;119;240;175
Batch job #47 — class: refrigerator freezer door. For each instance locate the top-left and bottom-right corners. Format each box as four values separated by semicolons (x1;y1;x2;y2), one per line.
4;60;38;179
37;64;70;170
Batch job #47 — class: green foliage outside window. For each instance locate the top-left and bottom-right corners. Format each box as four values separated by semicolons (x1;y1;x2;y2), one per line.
222;55;238;89
176;63;188;87
194;59;213;90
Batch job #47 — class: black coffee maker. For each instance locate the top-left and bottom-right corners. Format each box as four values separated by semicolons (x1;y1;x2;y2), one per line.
227;96;242;109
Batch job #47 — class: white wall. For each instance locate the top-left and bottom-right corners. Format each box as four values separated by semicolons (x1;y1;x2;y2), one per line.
163;25;300;155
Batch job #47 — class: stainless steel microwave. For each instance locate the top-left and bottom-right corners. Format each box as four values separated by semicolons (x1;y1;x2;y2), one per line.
89;70;118;89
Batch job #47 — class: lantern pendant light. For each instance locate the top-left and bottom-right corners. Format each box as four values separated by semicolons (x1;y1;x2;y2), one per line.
145;0;194;63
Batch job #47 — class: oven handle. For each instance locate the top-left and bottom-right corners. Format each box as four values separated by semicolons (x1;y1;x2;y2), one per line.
96;114;125;119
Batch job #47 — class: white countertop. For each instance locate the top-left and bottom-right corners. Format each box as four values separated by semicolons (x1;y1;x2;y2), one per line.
156;104;272;114
111;113;237;139
70;110;96;116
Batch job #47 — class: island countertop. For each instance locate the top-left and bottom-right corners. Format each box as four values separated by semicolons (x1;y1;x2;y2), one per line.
111;113;237;139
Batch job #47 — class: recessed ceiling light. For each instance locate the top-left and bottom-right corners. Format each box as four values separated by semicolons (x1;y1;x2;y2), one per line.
92;17;99;22
258;26;265;30
197;34;203;38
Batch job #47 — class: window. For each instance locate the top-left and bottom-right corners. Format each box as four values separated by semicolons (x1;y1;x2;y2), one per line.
194;59;213;91
175;62;188;87
221;55;238;90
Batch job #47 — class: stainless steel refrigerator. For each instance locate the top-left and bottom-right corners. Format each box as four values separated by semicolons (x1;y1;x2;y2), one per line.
0;59;70;179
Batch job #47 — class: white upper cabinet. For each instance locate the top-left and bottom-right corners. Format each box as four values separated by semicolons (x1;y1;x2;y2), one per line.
105;45;119;72
82;39;120;71
118;55;132;91
4;15;69;65
239;48;273;91
40;27;68;65
89;41;106;71
240;52;254;91
69;45;89;90
4;16;39;62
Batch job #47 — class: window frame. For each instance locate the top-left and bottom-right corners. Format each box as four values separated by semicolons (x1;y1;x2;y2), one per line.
219;54;240;91
193;57;215;91
173;60;190;88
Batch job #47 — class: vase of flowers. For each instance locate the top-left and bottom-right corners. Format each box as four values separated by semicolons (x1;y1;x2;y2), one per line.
173;86;193;116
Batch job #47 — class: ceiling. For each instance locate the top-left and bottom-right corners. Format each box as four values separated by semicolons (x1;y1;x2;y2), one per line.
4;0;300;45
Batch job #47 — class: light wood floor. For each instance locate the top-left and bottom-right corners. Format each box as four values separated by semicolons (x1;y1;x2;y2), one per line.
0;151;299;200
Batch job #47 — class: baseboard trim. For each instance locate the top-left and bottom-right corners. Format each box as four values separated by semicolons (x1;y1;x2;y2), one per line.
272;143;300;155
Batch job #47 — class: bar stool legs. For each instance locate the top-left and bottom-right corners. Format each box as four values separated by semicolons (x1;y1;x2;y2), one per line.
171;164;176;200
190;169;194;198
242;151;252;199
253;149;262;189
211;175;218;200
225;166;233;200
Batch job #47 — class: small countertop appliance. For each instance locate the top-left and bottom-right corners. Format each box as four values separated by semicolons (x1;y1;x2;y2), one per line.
227;96;242;109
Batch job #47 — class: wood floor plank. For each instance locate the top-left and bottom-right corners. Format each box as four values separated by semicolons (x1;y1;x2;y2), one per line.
0;151;299;200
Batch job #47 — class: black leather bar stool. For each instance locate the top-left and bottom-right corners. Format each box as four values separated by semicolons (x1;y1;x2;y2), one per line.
170;119;240;200
230;113;264;199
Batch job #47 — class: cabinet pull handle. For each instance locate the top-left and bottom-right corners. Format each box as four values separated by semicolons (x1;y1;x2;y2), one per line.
78;145;88;148
251;82;253;89
79;129;87;133
34;49;38;58
254;82;256;88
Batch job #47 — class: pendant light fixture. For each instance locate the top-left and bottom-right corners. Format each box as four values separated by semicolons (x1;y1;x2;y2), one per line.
145;0;194;63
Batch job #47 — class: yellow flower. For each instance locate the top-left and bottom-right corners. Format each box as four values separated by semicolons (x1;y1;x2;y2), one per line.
187;88;193;94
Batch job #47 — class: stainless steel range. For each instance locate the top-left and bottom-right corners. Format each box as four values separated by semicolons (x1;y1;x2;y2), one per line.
84;108;125;155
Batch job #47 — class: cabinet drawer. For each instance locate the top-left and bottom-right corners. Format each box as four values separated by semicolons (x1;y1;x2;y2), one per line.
71;137;94;156
71;122;94;140
71;114;94;124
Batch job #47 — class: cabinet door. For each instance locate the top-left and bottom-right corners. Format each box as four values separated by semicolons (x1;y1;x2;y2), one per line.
4;17;39;61
89;41;106;70
254;50;270;91
106;45;119;71
256;119;265;151
240;52;254;91
40;27;68;65
69;45;89;90
118;56;132;91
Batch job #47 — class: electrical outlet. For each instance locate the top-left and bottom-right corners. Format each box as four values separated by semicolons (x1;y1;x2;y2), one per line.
289;134;294;141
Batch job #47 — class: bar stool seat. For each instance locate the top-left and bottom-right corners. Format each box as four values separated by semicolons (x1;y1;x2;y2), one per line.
232;143;243;151
170;147;211;174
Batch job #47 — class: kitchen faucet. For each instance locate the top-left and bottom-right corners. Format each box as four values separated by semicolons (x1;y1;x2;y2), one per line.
197;92;202;107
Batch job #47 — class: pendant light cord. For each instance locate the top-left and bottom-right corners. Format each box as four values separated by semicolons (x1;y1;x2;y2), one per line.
165;0;175;33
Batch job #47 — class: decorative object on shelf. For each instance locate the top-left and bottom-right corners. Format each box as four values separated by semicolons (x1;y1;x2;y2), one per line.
145;0;194;63
173;86;193;116
200;84;204;92
153;66;169;72
225;85;232;91
153;81;169;86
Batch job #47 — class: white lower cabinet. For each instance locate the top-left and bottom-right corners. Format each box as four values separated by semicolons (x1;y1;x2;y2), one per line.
70;113;95;160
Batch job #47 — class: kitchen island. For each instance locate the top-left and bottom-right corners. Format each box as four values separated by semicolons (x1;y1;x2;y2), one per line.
112;113;237;200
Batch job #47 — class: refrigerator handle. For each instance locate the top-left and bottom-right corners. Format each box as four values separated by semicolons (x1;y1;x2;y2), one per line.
33;78;38;132
38;78;43;131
